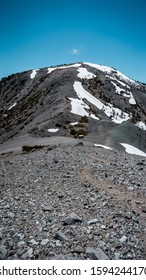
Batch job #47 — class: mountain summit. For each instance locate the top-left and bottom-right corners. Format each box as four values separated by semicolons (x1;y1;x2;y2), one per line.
0;62;146;156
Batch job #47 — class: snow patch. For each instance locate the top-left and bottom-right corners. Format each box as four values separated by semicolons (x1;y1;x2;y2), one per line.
120;143;146;157
73;81;103;110
30;69;39;79
77;67;96;79
47;128;59;133
70;122;79;126
8;102;17;110
135;121;146;131
94;144;112;150
102;104;130;123
48;68;56;74
90;114;99;120
110;81;136;105
128;95;136;105
106;75;131;89
48;63;81;74
111;81;123;95
73;81;131;124
68;98;90;117
68;97;99;120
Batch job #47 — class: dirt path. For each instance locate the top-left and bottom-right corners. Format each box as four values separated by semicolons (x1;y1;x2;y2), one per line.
0;134;94;154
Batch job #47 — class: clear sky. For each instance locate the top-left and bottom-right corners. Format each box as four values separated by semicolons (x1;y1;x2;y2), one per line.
0;0;146;83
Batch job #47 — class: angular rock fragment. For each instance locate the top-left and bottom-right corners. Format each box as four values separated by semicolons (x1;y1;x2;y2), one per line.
64;212;82;225
54;231;69;242
86;246;109;260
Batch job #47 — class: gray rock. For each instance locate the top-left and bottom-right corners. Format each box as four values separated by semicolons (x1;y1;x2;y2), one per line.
64;212;82;225
17;241;26;247
17;248;25;256
142;207;146;213
19;234;25;240
28;239;39;245
76;235;88;243
55;240;62;247
8;212;15;218
127;186;134;191
54;231;69;242
0;245;7;259
87;218;98;225
41;239;49;246
26;248;33;258
71;245;84;254
86;247;109;260
114;252;121;259
42;205;52;211
101;224;107;229
119;235;128;243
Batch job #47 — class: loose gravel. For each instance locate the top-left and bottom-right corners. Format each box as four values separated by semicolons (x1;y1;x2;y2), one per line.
0;144;146;260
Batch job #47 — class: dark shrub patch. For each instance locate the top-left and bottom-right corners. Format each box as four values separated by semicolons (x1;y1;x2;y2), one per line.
22;145;44;153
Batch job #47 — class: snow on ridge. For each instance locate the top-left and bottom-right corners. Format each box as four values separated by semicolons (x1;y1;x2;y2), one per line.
48;63;81;74
77;67;96;79
115;70;138;86
135;121;146;131
30;69;39;79
120;143;146;157
84;62;114;74
59;63;81;69
84;62;138;86
48;67;57;74
8;102;17;110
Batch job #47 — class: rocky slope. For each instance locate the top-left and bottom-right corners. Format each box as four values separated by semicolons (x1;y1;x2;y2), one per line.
0;144;146;260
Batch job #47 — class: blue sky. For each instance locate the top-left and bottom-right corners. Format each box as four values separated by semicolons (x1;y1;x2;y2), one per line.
0;0;146;82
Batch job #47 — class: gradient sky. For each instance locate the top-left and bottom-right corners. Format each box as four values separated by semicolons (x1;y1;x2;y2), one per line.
0;0;146;82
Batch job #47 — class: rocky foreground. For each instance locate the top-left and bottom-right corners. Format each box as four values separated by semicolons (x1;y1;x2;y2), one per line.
0;144;146;260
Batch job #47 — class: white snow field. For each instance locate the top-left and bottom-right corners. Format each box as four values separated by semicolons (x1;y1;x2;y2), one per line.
120;143;146;157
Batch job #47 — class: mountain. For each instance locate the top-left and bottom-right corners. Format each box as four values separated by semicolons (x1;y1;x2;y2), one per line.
0;62;146;260
0;62;146;156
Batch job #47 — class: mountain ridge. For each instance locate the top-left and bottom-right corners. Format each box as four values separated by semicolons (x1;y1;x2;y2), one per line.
0;62;146;156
